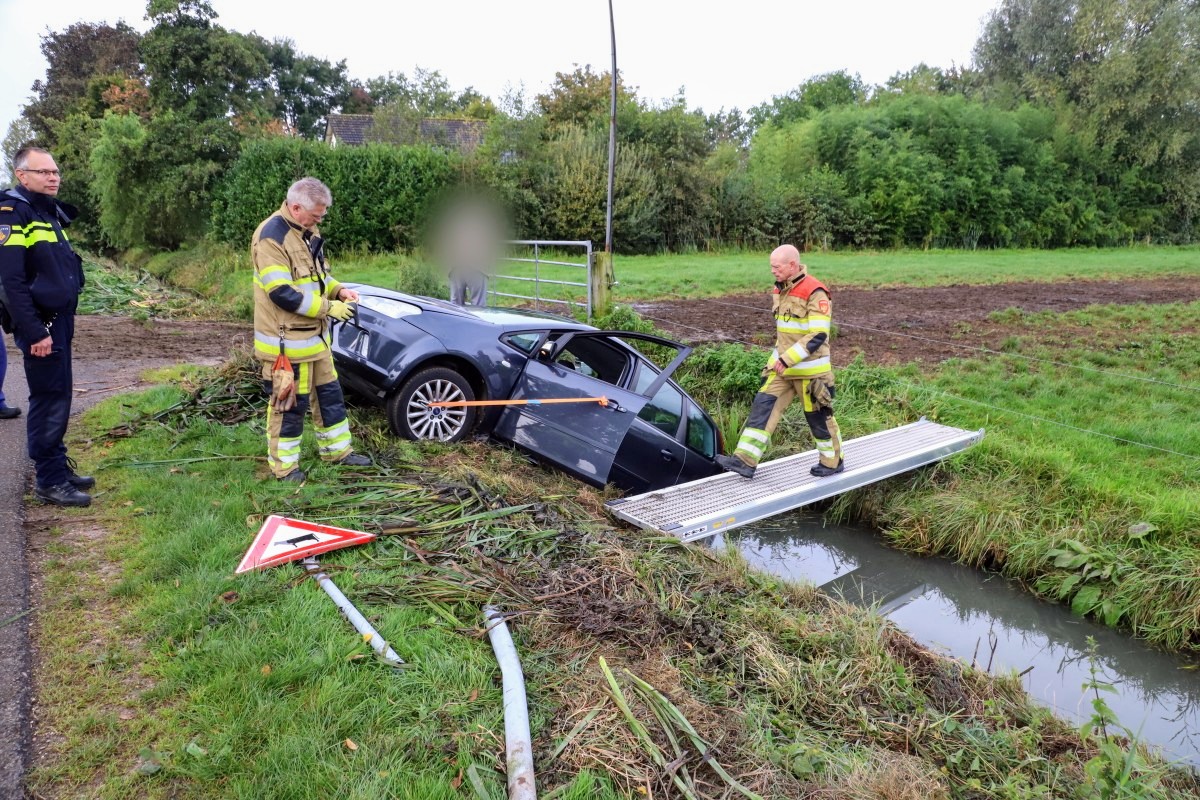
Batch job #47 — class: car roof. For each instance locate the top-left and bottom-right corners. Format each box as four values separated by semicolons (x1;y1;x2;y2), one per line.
348;283;596;333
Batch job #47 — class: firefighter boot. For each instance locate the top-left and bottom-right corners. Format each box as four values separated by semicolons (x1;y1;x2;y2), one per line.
810;459;844;477
337;453;371;467
716;454;756;479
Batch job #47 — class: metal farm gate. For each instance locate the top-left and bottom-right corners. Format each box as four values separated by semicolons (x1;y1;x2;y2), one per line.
489;240;594;319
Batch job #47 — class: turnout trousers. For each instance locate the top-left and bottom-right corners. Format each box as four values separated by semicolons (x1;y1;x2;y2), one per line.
731;372;842;469
260;354;354;478
15;314;74;488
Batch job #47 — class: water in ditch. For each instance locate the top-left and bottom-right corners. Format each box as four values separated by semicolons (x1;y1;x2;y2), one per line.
708;510;1200;767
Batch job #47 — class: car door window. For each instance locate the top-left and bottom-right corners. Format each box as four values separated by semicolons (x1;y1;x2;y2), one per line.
553;336;629;385
638;381;683;436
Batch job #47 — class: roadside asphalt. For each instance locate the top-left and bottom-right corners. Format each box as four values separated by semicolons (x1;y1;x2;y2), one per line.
0;340;31;800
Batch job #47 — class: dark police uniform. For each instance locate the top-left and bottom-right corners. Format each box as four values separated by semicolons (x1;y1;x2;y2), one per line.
0;185;86;495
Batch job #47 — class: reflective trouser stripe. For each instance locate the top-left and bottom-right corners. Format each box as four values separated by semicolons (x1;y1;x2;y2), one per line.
732;373;842;468
315;419;352;459
262;355;355;477
733;427;770;464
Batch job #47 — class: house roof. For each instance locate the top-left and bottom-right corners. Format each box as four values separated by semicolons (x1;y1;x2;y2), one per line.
324;114;486;152
324;114;374;146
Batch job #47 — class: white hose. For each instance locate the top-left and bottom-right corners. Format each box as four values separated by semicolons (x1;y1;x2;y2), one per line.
484;606;537;800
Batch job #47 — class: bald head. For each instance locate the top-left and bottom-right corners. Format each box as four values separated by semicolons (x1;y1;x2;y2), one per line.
769;244;804;282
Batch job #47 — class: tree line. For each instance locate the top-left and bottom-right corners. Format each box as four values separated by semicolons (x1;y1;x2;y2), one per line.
6;0;1199;254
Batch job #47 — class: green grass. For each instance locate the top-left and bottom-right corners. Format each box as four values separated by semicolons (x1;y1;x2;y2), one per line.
607;246;1200;300
30;358;1199;799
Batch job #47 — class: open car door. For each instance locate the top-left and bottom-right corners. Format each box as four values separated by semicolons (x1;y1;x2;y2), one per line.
493;331;692;488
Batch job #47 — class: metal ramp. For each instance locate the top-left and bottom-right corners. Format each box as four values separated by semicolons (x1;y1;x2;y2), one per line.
606;418;984;542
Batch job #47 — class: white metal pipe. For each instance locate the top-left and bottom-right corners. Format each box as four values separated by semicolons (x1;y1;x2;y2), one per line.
301;558;404;665
484;606;537;800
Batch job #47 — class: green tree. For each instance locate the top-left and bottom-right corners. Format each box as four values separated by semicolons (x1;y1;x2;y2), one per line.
748;70;868;130
25;21;142;140
532;126;662;252
140;0;271;123
2;118;37;184
535;65;635;131
973;0;1200;239
622;96;719;250
254;37;352;139
91;111;238;249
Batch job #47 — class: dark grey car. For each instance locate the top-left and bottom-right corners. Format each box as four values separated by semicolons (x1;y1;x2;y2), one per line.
331;285;723;493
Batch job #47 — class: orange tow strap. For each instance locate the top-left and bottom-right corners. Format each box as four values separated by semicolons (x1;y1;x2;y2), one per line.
427;396;609;408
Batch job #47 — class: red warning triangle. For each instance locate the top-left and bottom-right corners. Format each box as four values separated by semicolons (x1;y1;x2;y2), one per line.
236;515;377;573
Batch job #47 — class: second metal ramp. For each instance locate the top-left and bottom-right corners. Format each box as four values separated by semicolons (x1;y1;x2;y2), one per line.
607;418;984;542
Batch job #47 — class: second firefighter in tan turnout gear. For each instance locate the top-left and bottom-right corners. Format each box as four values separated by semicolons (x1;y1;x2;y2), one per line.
251;176;371;482
716;244;844;480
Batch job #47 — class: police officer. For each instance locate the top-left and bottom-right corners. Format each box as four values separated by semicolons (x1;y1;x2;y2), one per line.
717;244;844;480
0;147;93;506
252;177;370;482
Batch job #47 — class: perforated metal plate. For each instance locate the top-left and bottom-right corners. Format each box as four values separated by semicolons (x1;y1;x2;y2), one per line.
606;418;984;542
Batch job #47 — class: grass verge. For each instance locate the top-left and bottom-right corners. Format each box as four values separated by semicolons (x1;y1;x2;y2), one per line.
28;357;1199;799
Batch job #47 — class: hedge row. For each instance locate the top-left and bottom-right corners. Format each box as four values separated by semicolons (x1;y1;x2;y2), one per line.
209;138;461;253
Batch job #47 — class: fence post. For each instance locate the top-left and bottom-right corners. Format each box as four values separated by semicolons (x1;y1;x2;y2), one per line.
591;251;612;319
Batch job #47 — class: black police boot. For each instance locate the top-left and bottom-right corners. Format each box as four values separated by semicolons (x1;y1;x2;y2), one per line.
34;482;92;507
810;459;845;477
0;405;20;419
716;454;756;479
336;452;371;467
66;458;96;489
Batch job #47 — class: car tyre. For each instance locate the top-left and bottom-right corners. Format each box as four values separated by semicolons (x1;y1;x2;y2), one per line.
388;366;477;442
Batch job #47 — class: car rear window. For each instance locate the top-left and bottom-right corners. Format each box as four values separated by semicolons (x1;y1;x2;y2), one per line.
504;332;543;354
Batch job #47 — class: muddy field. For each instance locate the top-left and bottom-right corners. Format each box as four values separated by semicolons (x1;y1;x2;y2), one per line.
634;276;1200;365
64;276;1200;377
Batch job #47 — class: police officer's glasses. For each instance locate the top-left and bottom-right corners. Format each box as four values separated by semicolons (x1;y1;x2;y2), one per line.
18;168;61;176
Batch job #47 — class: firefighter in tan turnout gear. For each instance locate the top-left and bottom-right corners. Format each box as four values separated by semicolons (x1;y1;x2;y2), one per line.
716;244;844;480
252;177;370;482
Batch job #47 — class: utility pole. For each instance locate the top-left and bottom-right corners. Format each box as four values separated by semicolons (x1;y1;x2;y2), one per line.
593;0;618;318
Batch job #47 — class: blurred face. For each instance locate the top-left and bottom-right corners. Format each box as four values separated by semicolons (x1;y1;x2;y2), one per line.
16;152;61;196
289;202;328;229
769;251;801;282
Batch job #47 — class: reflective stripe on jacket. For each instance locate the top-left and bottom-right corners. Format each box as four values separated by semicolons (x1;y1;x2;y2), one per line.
251;202;344;363
0;187;84;343
766;272;833;380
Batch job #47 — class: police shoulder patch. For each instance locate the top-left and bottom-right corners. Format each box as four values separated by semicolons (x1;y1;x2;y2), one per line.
0;225;10;245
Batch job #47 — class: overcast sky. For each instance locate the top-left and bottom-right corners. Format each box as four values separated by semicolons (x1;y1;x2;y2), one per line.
1;0;998;149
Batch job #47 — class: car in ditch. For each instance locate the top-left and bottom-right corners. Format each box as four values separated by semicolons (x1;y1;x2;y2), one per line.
329;284;724;493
